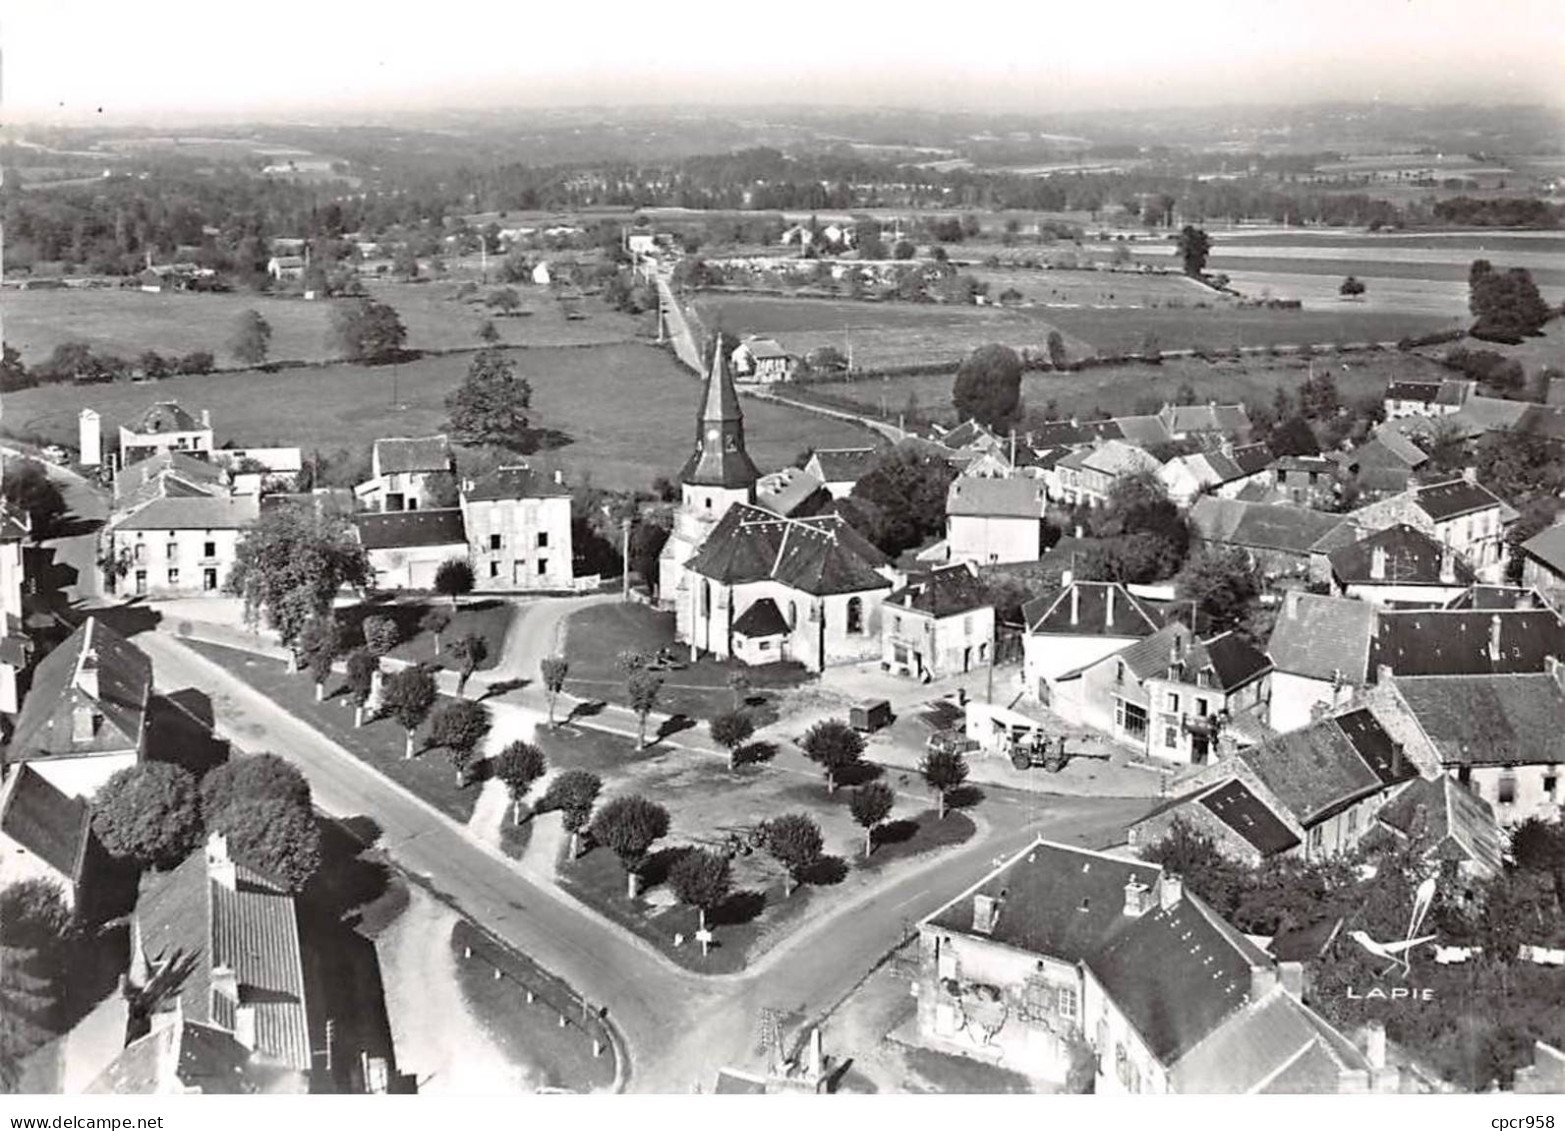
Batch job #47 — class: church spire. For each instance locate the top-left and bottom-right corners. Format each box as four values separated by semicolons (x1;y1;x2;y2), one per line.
679;337;759;489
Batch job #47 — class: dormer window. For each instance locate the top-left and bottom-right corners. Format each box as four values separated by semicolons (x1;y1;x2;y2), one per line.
1196;669;1212;689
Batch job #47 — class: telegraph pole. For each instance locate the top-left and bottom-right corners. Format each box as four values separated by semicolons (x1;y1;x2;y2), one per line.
621;517;631;602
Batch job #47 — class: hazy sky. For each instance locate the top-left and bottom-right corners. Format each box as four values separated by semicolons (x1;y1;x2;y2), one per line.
5;0;1564;124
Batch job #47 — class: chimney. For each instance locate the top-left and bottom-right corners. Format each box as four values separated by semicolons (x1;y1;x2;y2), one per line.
972;893;1002;935
1285;588;1303;620
1105;585;1116;627
1439;545;1456;584
1250;964;1279;999
1364;1021;1387;1071
1279;961;1305;1000
1123;878;1152;918
1073;524;1084;540
199;409;211;429
1370;544;1387;581
1391;742;1404;778
207;832;237;892
1547;655;1565;695
809;1028;824;1080
554;468;565;485
1462;465;1477;485
1158;873;1183;912
210;964;238;1010
1489;613;1503;663
1069;585;1080;626
233;1005;257;1051
75;639;101;702
1060;568;1074;589
1376;663;1393;685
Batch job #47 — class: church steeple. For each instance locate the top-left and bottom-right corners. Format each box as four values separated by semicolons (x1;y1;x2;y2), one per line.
679;338;759;489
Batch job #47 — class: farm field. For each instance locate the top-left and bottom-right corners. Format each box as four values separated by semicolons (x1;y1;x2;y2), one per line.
961;267;1205;307
1040;302;1458;353
1216;232;1565;253
1;341;873;492
3;278;639;365
781;351;1442;426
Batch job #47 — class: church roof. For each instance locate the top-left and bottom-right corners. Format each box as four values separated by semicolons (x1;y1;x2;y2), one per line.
679;344;760;489
687;504;891;596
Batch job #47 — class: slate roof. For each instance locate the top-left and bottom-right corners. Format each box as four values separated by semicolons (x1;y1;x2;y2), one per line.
945;476;1048;519
129;402;201;434
1377;775;1503;878
680;346;761;489
1445;585;1543;611
1393;674;1565;767
1027;419;1124;446
1369;608;1565;678
373;435;452;476
112;493;260;532
687;503;891;597
755;467;828;518
1329;524;1474;588
886;563;990;619
939;420;1004;451
1023;581;1159;639
1365;428;1429;468
1522;524;1565;576
1189;497;1354;557
1113;622;1195;681
1079;440;1162;478
1198;779;1302;855
739;336;791;361
136;839;312;1072
1174;989;1369;1094
1514;404;1565;442
353;508;467;551
8;618;151;767
1414;478;1507;523
1266;593;1376;683
1386;381;1440;404
1238;708;1416;827
114;450;224;508
1179;632;1273;691
0;764;91;880
87;1020;307;1094
1112;414;1172;446
808;447;877;483
1159;403;1251;437
462;465;571;501
731;598;789;638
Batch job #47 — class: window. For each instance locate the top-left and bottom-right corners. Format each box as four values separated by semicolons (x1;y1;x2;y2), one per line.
1545;773;1558;799
490;534;502;551
963;614;973;637
846;597;864;635
1196;698;1209;717
203;541;216;558
701;580;711;617
1498;773;1517;806
1196;669;1211;689
537;532;549;548
537;559;548;576
704;497;712;510
166;542;179;560
1166;692;1180;714
1115;662;1125;686
788;602;797;631
167;568;180;586
1056;985;1079;1021
1458;764;1472;789
1308;826;1323;854
133;542;147;564
1347;808;1359;836
1164;726;1178;749
489;561;499;578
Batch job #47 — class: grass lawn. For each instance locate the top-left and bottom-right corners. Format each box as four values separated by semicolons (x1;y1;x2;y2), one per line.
860;810;976;872
335;595;516;673
449;919;617;1092
499;807;534;861
899;1046;1035;1094
3;341;873;493
558;602;811;726
556;842;815;975
183;639;481;822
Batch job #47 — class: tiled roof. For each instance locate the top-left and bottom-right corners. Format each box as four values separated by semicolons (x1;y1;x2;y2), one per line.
1394;674;1565;767
353;508;467;551
945;476;1048;519
1198;779;1301;855
1522;524;1565;575
755;467;828;518
687;503;891;597
1414;478;1506;523
1080;440;1162;478
808;447;877;482
1190;497;1354;557
8;618;151;767
114;450;225;508
1117;623;1195;680
1266;593;1376;683
1434;379;1473;406
1362;429;1428;468
130;402;201;434
373;435;452;475
1230;442;1275;477
1109;415;1171;446
87;1020;307;1094
1514;404;1565;442
1024;581;1159;639
1174;990;1368;1094
886;563;990;619
739;336;791;360
940;420;1003;451
731;597;789;638
112;494;260;532
1329;524;1474;587
1369;608;1565;678
1377;775;1503;878
1027;419;1124;446
136;839;312;1072
1177;631;1272;691
0;764;91;879
1159;403;1251;437
463;465;571;501
1238;708;1416;827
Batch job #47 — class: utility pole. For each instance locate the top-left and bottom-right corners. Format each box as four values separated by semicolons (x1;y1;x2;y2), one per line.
621;517;631;602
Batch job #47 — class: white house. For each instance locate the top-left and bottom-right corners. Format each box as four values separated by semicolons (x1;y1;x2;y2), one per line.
1265;592;1377;733
1327;523;1474;608
804;448;877;499
117;402;214;467
267;255;306;281
0;503;30;714
104;494;260;598
0;765;100;910
460;465;575;590
731;337;795;384
1021;580;1162;722
353;509;469;591
212;447;304;496
1349;470;1516;583
1053;440;1163;508
945;476;1049;565
881;562;995;680
355;436;456;512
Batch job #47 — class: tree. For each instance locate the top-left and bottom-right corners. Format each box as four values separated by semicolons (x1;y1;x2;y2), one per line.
297;616;342;700
1339;276;1366;299
670;849;732;932
362;614;400;657
1046;330;1068;369
420;607;452;654
1469;260;1552;341
0;882;69;1088
209;797;320;893
893;239;916;260
709;711;756;772
444;348;533;448
850;781;895;858
589;795;670;897
846;442;957;556
229;309;273;365
486;287;523;315
1138;817;1249;918
1180;547;1262;635
2;459;66;537
629;522;670;594
92;762;204;869
429;698;492;784
1175;225;1212;276
344;648;379;726
137;349;170;380
330;298;407;362
951;344;1022;430
434;558;474;606
227;505;371;659
177;350;215;376
493;741;547;824
540;656;569;726
626;670;663;750
799;719;865;794
477;319;500;345
919;748;969;819
380;667;438;759
200;753;311;826
541;769;601;858
765;813;824;896
450;632;489;698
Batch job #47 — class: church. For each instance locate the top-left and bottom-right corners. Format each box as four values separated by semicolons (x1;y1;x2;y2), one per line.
658;345;899;672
